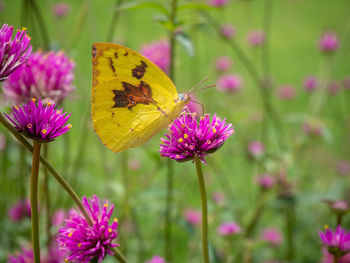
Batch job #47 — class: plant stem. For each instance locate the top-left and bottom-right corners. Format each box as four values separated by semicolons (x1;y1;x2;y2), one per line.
112;247;128;263
28;0;49;50
30;141;42;263
285;203;296;262
194;157;210;263
244;190;267;238
333;254;339;263
43;144;51;248
106;0;124;42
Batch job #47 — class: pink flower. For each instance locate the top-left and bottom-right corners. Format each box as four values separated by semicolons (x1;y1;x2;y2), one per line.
52;209;68;226
140;40;170;73
302;121;323;137
52;2;70;18
261;228;282;246
128;159;141;171
217;74;242;93
248;141;264;157
218;222;241;236
343;77;350;90
212;192;225;205
319;31;339;53
220;24;236;39
146;255;166;263
321;247;350;263
319;226;350;255
328;81;341;95
256;174;275;190
208;0;229;7
337;161;350;175
8;199;31;222
247;30;265;47
215;56;232;72
277;85;296;100
184;209;201;227
186;94;202;116
303;76;318;92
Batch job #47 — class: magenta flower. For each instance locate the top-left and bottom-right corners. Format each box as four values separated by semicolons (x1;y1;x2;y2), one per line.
261;228;282;247
220;24;236;39
184;209;201;227
321;247;350;263
218;222;241;236
256;174;275;190
336;161;350;176
159;113;233;163
319;31;339;53
248;141;264;158
0;24;32;81
208;0;229;7
215;56;232;72
8;199;31;222
277;85;296;100
303;76;318;92
57;195;119;263
140;40;170;73
247;30;265;47
52;209;68;226
8;246;34;263
146;255;166;263
52;2;71;18
328;81;340;95
5;98;71;142
319;226;350;256
3;50;75;105
217;74;242;93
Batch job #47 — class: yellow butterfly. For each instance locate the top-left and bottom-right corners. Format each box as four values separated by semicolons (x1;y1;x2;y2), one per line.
91;43;189;153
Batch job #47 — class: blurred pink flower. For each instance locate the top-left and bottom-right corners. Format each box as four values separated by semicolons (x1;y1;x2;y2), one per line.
303;75;318;92
8;199;31;222
328;81;341;95
52;209;68;226
140;40;170;73
8;246;34;263
220;24;236;39
187;94;202;116
212;191;225;205
261;228;282;246
319;31;339;53
248;141;264;157
256;174;275;190
208;0;229;7
217;74;242;93
343;77;350;90
184;209;201;227
277;85;296;100
146;255;166;263
215;56;232;72
336;161;350;175
302;122;323;137
52;2;70;18
321;247;350;263
218;222;241;236
128;159;141;171
247;30;265;47
0;133;6;151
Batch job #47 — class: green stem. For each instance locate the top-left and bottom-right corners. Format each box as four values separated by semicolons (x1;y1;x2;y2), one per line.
106;0;124;42
19;145;27;200
43;144;51;248
28;0;50;50
333;254;339;263
285;203;296;262
112;247;128;263
244;190;267;238
337;213;342;226
31;141;41;263
194;157;210;263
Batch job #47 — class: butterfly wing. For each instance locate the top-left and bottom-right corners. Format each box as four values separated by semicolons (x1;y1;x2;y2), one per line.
91;43;187;153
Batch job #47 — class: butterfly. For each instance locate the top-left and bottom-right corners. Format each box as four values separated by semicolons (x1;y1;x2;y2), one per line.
91;43;190;153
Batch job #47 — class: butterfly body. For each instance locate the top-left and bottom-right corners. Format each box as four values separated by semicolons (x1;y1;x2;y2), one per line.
91;43;189;153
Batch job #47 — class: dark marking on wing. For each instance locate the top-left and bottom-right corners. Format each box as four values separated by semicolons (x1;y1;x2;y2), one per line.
132;61;147;80
92;46;97;58
114;52;118;59
124;51;128;56
112;80;156;110
109;57;116;74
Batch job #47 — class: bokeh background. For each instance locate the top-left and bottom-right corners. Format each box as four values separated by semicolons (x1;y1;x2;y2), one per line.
1;0;350;262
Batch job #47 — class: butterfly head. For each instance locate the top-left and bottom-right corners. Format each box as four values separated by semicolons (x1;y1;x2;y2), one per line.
178;93;190;104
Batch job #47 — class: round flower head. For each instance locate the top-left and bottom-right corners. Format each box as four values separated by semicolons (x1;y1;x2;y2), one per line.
260;228;282;247
215;56;232;72
328;81;340;95
208;0;229;7
140;40;170;73
146;255;166;263
302;121;323;137
4;98;72;142
303;75;318;92
319;225;350;256
217;74;242;93
217;222;241;236
319;31;339;53
8;246;34;263
247;30;265;47
184;208;201;227
277;85;296;100
57;195;119;263
321;247;350;263
52;2;71;18
220;24;236;39
159;113;233;163
8;199;31;222
212;191;225;205
0;24;32;81
3;50;75;105
256;174;275;190
186;94;202;116
248;141;264;158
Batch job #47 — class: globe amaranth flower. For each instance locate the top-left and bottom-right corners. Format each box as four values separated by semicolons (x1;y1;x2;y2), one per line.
146;255;166;263
8;246;34;263
159;113;233;163
277;85;296;100
248;141;264;158
321;247;350;263
184;208;201;227
217;222;241;236
52;2;71;18
57;195;119;263
140;40;170;73
8;199;31;222
247;30;265;47
220;24;236;39
0;24;32;81
303;75;318;92
256;174;275;190
319;31;339;53
215;56;232;72
260;228;282;247
302;121;323;137
217;74;242;93
4;98;72;142
212;191;225;205
328;81;340;95
319;225;350;257
3;50;75;105
208;0;229;7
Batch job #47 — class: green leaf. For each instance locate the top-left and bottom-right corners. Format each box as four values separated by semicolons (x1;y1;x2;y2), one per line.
178;3;215;11
176;32;194;57
116;1;169;16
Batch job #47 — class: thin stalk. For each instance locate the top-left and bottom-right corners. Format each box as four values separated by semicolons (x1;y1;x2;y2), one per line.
28;0;49;50
336;213;342;226
106;0;124;42
285;204;296;262
333;255;339;263
244;190;267;238
194;157;210;263
112;247;128;263
30;141;42;263
43;144;51;248
19;145;27;200
262;0;272;79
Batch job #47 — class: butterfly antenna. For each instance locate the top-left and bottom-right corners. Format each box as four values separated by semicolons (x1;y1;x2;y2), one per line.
191;84;216;94
188;98;204;117
189;77;208;93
